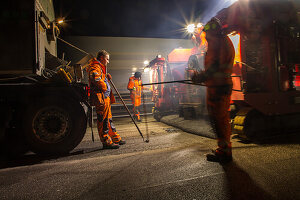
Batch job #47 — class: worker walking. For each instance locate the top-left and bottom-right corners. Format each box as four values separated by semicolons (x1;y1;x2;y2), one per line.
191;17;235;163
127;72;143;122
87;50;126;149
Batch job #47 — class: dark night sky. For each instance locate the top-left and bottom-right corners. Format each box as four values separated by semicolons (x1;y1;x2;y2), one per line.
53;0;233;39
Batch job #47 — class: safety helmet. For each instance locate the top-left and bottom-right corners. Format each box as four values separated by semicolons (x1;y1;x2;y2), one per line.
203;17;222;34
134;71;142;78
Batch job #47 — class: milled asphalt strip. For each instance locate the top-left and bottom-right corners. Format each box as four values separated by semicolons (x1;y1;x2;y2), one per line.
160;115;216;139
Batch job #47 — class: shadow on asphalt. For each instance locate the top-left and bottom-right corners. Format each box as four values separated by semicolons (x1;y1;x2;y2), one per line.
0;147;106;170
222;162;275;200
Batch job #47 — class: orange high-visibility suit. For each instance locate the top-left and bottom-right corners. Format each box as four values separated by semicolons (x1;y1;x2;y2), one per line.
127;76;142;121
87;58;122;145
192;19;235;156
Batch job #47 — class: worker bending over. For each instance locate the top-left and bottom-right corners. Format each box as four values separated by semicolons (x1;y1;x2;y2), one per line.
87;50;126;149
192;17;235;163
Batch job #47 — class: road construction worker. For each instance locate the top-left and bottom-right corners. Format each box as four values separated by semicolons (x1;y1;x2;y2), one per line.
127;71;143;122
87;50;126;149
191;17;235;162
191;23;207;58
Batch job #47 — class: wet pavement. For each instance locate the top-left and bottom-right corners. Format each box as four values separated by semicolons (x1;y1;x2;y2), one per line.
0;116;299;200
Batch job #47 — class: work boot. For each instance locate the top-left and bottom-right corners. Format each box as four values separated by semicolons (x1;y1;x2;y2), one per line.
103;143;120;149
115;140;126;145
206;148;232;163
134;115;141;122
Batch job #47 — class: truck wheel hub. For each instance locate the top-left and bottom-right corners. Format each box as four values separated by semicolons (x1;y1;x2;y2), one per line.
33;107;71;143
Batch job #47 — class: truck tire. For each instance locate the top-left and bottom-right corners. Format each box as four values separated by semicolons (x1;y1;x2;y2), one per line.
23;97;87;155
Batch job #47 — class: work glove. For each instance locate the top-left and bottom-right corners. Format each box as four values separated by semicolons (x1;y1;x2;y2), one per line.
191;70;206;83
107;73;112;81
132;87;136;91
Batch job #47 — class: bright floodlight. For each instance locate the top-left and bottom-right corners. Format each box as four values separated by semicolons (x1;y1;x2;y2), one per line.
57;19;64;24
187;24;195;33
144;60;149;65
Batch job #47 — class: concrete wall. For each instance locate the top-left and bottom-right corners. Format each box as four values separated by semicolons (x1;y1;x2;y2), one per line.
57;36;193;92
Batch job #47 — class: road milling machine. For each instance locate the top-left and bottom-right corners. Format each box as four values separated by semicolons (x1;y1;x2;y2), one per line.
147;55;175;121
0;0;89;156
147;48;207;121
146;23;208;121
215;0;300;140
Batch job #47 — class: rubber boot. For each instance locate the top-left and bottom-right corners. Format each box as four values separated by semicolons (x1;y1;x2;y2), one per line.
103;143;120;149
115;140;126;145
206;141;232;163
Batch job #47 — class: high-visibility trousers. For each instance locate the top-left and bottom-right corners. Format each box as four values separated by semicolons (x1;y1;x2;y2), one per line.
130;94;141;107
95;97;121;145
206;85;232;151
131;95;141;120
133;105;141;120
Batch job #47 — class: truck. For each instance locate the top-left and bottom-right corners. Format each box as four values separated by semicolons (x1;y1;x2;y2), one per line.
0;0;88;156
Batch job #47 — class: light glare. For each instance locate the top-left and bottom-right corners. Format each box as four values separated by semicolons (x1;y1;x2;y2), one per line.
57;19;64;24
186;24;195;33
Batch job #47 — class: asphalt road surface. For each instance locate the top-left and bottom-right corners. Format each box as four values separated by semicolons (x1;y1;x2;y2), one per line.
0;117;299;200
